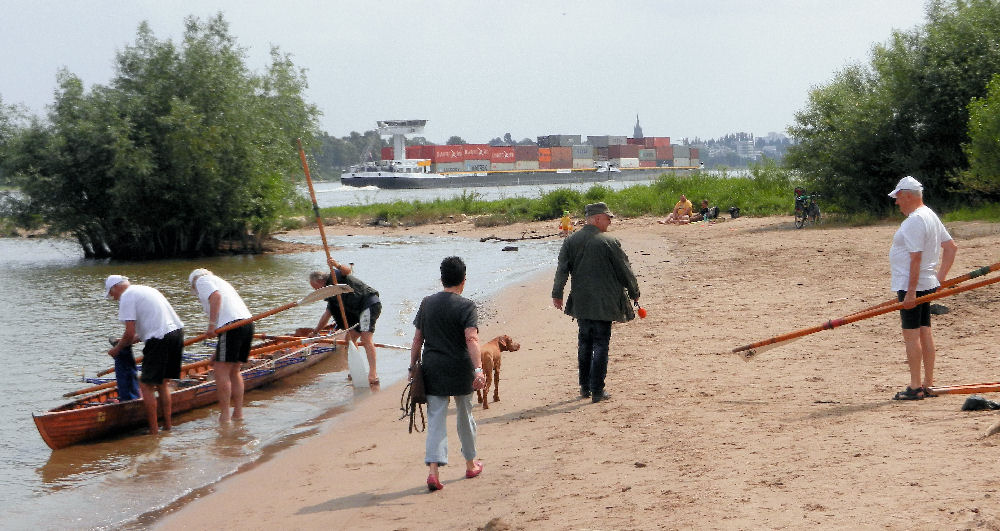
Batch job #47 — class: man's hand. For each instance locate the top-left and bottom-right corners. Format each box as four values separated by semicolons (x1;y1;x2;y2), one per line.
552;298;563;310
902;290;917;310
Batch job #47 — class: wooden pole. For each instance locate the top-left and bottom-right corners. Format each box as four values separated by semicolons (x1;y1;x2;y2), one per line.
297;138;351;330
734;271;1000;361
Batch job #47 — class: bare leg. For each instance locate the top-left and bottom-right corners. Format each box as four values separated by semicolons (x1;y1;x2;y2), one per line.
158;382;172;431
229;363;245;420
358;330;379;385
213;361;233;423
139;382;159;435
919;326;936;388
902;328;923;390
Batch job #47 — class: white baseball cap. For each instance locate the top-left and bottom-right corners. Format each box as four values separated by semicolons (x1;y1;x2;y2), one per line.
888;176;923;198
104;275;128;299
188;268;211;285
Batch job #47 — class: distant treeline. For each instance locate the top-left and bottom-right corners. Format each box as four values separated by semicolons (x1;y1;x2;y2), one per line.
787;0;1000;214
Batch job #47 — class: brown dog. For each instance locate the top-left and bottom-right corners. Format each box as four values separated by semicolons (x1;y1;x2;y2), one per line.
477;335;520;409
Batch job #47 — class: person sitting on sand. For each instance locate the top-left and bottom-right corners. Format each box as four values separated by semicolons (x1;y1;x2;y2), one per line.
660;194;693;224
690;199;718;222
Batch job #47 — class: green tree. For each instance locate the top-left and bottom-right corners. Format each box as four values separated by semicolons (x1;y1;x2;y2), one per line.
787;0;1000;212
961;73;1000;196
446;135;466;145
6;14;318;258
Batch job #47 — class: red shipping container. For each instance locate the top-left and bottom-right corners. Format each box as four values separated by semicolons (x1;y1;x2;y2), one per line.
655;146;673;160
690;147;699;159
653;137;671;147
514;145;539;161
609;145;640;158
639;160;657;167
550;146;573;165
405;145;422;159
381;147;394;160
427;145;463;163
462;144;490;160
490;146;515;163
538;160;552;170
626;138;643;145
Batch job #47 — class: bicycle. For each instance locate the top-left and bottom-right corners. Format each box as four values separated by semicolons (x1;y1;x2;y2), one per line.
793;187;821;229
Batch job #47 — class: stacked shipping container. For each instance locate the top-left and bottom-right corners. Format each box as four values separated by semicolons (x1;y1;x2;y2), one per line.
379;134;698;171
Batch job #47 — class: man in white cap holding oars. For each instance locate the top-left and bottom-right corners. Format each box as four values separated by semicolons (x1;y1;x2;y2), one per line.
888;176;958;401
188;268;254;423
105;275;185;434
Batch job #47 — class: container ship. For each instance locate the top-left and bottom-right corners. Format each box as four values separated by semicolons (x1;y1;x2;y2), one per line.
339;120;701;189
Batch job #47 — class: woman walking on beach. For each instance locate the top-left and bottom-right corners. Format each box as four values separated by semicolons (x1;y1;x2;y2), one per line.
409;256;486;491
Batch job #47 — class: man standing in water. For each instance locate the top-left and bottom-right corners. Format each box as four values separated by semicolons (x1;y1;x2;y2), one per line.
552;202;640;403
309;257;383;387
189;269;254;422
105;275;184;434
888;176;957;400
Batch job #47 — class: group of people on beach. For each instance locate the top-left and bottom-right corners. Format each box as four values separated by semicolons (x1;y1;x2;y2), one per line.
102;257;383;435
658;193;719;224
99;173;952;493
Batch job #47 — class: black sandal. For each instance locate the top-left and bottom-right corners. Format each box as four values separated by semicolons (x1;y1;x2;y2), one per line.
893;386;925;400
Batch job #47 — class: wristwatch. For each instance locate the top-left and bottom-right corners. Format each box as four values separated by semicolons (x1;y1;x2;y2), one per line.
474;367;483;374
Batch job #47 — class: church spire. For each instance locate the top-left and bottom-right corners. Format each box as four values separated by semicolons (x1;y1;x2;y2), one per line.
633;114;644;139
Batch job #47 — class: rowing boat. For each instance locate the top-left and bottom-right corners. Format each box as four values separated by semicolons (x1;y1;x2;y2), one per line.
33;338;346;450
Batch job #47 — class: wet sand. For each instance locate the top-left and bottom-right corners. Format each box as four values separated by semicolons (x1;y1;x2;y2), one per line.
157;215;1000;529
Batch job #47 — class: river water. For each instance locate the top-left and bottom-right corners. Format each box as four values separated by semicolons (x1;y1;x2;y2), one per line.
0;179;651;530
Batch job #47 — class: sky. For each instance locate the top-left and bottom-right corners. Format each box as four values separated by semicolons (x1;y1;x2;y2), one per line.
1;1;930;144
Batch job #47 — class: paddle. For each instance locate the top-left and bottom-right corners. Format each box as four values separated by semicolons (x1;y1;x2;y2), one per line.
297;138;351;330
92;284;352;378
253;333;410;350
733;270;1000;361
926;381;1000;395
844;262;1000;318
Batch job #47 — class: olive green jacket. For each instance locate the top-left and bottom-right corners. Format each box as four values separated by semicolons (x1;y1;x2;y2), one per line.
551;224;640;322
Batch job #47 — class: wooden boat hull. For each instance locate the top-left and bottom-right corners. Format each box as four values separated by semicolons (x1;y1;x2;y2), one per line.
34;343;344;450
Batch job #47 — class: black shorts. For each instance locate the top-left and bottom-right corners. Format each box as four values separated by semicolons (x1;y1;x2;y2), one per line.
898;288;936;329
215;321;254;363
332;302;381;333
140;328;184;383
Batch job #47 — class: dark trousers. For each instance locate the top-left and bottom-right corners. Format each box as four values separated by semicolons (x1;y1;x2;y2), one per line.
114;345;141;401
577;319;612;393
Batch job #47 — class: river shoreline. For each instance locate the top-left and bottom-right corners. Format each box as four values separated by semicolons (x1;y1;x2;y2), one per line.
156;215;1000;529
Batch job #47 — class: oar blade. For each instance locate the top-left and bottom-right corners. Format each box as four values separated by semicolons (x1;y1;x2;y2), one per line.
299;284;352;305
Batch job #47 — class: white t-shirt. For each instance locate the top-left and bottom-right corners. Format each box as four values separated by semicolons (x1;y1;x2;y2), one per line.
889;205;952;291
118;285;184;341
194;274;252;326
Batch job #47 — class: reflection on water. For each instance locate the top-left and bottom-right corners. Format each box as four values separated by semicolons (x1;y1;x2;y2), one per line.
0;231;558;529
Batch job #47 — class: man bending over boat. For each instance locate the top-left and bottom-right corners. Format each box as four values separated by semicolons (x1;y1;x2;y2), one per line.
309;258;382;387
189;269;254;423
105;275;184;435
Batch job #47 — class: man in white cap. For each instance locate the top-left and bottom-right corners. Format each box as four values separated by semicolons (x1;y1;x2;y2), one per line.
552;202;640;403
189;269;254;423
887;176;958;400
105;275;184;433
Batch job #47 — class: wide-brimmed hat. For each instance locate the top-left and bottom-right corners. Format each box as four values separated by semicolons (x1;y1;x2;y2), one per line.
889;176;923;198
104;275;128;299
584;202;615;218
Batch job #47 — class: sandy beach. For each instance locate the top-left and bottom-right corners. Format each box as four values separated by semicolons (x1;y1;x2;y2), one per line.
156;214;1000;530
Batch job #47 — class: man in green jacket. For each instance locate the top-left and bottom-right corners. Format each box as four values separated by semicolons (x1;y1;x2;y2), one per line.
552;202;640;403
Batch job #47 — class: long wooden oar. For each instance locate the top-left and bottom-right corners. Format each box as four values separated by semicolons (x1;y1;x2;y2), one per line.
92;284;351;378
733;272;1000;361
926;382;1000;395
845;262;1000;317
297;138;350;330
253;333;410;350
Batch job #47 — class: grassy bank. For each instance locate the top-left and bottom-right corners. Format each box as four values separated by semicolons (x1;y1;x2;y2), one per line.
312;164;799;227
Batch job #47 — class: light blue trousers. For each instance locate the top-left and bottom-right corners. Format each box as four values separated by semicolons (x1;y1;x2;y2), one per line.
425;393;477;466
